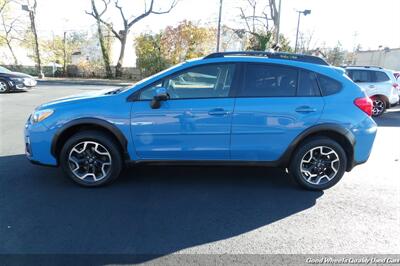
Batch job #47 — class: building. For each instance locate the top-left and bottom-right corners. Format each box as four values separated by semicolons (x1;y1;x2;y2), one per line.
354;48;400;70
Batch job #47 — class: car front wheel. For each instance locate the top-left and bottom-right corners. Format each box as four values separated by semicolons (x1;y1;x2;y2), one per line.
60;130;123;187
289;137;347;191
0;80;9;93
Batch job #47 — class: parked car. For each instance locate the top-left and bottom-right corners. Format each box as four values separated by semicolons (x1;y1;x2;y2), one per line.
25;51;377;191
345;66;399;116
0;66;37;93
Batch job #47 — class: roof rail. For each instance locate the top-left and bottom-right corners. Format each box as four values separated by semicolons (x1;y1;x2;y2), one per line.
204;51;329;66
343;65;383;69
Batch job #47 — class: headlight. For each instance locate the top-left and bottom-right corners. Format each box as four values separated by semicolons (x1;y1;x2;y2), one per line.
31;109;54;124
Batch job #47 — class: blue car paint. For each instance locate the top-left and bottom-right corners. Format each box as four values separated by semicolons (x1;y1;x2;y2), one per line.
25;56;377;169
131;98;234;160
231;96;325;161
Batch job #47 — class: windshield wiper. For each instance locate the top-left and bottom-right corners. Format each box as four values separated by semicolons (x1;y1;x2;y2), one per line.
105;88;123;95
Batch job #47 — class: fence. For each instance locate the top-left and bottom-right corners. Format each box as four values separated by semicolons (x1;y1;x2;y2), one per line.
1;65;142;80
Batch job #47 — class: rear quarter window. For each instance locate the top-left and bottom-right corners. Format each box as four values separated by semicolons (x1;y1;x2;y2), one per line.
373;71;390;82
317;74;342;96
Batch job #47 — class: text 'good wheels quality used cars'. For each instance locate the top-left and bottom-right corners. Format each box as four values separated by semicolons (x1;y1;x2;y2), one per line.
25;51;377;191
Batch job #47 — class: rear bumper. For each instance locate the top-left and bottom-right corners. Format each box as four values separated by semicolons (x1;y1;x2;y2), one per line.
389;94;399;105
349;117;377;170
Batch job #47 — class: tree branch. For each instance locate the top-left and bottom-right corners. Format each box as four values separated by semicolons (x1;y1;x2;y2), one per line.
239;7;252;33
127;0;177;28
86;0;121;40
114;0;127;27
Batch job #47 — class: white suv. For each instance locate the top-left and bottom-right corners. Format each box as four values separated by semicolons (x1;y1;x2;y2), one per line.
345;66;399;116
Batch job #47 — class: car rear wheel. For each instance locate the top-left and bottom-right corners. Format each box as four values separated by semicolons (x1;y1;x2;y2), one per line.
371;97;386;117
60;130;123;187
0;80;9;93
289;137;347;191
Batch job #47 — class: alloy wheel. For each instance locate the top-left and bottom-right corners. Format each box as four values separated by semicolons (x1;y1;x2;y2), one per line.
300;146;340;185
0;81;8;92
68;141;112;182
372;99;385;116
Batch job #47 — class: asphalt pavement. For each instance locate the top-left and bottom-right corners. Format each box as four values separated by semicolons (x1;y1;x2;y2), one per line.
0;82;399;264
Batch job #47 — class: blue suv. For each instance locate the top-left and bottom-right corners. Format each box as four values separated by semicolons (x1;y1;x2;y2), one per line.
25;52;377;190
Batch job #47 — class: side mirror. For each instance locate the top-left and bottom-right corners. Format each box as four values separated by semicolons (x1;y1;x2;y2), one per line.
150;87;168;109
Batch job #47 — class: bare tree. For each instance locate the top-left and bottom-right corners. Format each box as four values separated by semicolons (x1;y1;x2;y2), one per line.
22;0;43;77
238;0;279;34
268;0;278;29
88;0;113;78
0;0;8;14
0;0;24;66
0;14;22;65
297;30;316;54
237;0;279;50
87;0;177;77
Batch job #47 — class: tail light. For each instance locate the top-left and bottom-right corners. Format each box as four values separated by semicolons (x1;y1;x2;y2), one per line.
393;83;399;89
354;97;373;116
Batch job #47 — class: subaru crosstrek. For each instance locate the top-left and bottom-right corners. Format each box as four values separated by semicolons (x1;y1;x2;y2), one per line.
25;52;377;190
345;66;399;116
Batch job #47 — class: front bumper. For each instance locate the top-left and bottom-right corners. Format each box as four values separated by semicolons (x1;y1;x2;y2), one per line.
25;118;58;166
9;78;36;90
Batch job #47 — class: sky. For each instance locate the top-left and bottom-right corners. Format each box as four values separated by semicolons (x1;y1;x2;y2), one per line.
33;0;400;51
3;0;400;66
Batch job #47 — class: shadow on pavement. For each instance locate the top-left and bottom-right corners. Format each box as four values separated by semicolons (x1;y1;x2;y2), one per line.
374;106;400;127
0;154;322;264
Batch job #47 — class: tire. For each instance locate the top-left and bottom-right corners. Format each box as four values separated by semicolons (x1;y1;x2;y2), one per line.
371;97;386;117
289;137;347;191
60;130;123;187
0;79;10;93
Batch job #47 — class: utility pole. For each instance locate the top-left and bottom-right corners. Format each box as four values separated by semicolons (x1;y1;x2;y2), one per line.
275;0;282;45
216;0;223;52
294;9;311;53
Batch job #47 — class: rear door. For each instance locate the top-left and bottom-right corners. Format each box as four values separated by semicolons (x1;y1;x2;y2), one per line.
371;71;393;95
231;63;325;161
346;69;375;95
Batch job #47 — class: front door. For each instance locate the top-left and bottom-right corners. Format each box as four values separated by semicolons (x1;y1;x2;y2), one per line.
130;63;237;160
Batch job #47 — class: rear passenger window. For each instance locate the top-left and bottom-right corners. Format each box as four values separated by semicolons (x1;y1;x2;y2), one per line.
317;74;342;96
240;64;297;97
347;70;371;82
373;71;390;82
298;70;320;96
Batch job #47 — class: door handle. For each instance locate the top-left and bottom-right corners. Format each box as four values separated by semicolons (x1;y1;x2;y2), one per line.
295;106;317;113
368;85;375;88
208;108;231;116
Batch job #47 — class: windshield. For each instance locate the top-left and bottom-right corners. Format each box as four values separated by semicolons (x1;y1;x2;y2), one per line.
130;63;185;88
0;66;12;73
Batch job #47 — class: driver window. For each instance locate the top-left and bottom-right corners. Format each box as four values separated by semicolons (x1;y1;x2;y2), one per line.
139;82;162;100
139;64;236;100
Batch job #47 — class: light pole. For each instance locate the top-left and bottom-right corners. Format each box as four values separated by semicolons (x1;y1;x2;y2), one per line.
294;9;311;53
216;0;223;52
